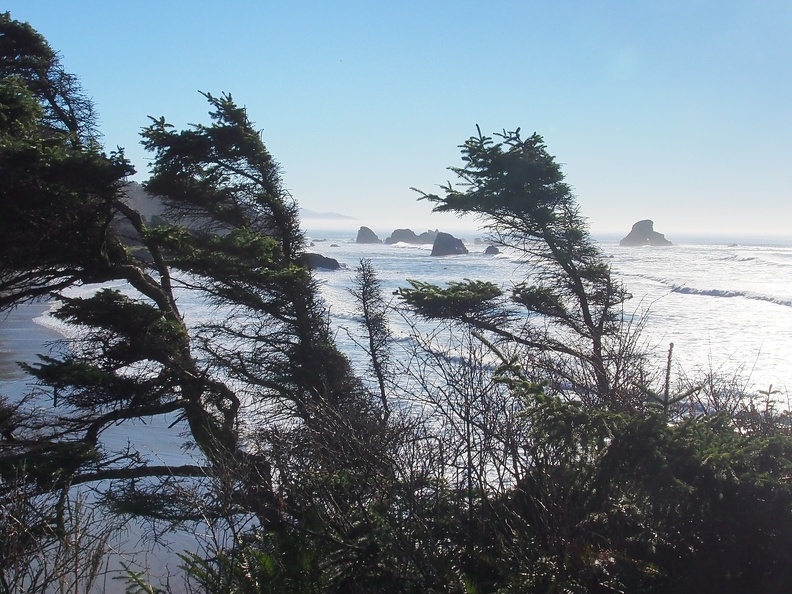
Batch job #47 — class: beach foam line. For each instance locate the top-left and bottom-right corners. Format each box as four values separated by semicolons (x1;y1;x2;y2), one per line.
671;285;792;308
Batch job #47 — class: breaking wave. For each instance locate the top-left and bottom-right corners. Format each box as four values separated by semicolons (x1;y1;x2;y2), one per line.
671;286;792;308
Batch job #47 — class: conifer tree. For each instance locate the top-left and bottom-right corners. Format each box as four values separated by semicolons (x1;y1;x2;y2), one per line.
0;14;384;535
401;127;635;406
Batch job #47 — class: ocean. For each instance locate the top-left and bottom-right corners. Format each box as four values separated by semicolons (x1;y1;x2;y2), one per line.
3;227;790;400
305;227;792;400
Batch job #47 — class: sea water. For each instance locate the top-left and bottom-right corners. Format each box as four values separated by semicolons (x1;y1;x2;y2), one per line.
5;229;790;401
306;228;792;398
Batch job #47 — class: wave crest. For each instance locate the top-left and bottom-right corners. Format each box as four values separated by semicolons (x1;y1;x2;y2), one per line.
671;285;792;307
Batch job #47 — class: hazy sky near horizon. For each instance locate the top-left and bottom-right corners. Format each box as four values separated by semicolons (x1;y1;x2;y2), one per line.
5;1;791;238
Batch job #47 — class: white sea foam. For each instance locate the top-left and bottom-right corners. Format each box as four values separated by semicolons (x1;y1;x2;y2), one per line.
13;233;792;395
670;286;792;308
312;232;792;394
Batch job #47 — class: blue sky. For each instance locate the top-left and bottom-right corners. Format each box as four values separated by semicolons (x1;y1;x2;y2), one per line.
5;1;792;238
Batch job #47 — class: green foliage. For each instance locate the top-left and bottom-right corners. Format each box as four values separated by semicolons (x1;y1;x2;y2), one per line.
511;284;567;319
0;76;41;138
0;441;101;491
177;533;320;594
350;259;393;416
501;394;792;593
194;395;792;593
0;14;134;308
422;128;569;223
396;279;503;321
146;226;283;271
118;563;167;594
141;92;302;259
0;11;99;142
2;20;390;591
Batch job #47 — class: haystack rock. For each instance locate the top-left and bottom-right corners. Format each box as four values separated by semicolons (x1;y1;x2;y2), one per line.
385;228;439;245
355;226;382;244
431;232;468;256
619;220;673;246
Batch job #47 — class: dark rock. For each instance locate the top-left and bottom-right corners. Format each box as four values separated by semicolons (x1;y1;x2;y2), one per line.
619;220;673;246
431;232;468;256
385;228;439;245
484;245;500;255
385;228;417;244
299;253;340;270
356;226;382;244
417;229;439;243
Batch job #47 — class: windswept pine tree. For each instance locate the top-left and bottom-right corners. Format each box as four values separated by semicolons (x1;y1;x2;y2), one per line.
400;127;641;407
0;12;389;555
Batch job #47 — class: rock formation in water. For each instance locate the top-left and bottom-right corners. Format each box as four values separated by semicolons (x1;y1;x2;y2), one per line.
385;228;439;245
619;220;673;246
299;253;340;270
485;245;500;255
355;226;382;244
431;232;468;256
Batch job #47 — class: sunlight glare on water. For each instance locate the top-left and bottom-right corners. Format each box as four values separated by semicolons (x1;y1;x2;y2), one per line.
308;229;792;396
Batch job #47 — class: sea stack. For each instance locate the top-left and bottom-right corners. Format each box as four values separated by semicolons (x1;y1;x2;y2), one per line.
431;232;468;256
619;220;673;246
355;226;382;244
385;229;439;244
299;253;341;270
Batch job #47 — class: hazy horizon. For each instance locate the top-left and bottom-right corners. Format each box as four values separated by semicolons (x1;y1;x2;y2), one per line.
299;208;792;242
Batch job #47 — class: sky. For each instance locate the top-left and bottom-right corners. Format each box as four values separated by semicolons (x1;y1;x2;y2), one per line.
4;1;792;239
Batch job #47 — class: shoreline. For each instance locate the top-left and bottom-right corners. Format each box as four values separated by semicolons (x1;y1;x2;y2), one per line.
0;302;66;397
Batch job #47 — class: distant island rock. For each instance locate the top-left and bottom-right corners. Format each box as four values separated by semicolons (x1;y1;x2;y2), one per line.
299;252;340;270
619;220;673;246
484;245;500;255
356;226;382;244
431;232;468;257
385;228;439;245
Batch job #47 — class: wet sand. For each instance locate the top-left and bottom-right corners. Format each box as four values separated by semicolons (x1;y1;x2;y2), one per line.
0;302;65;398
